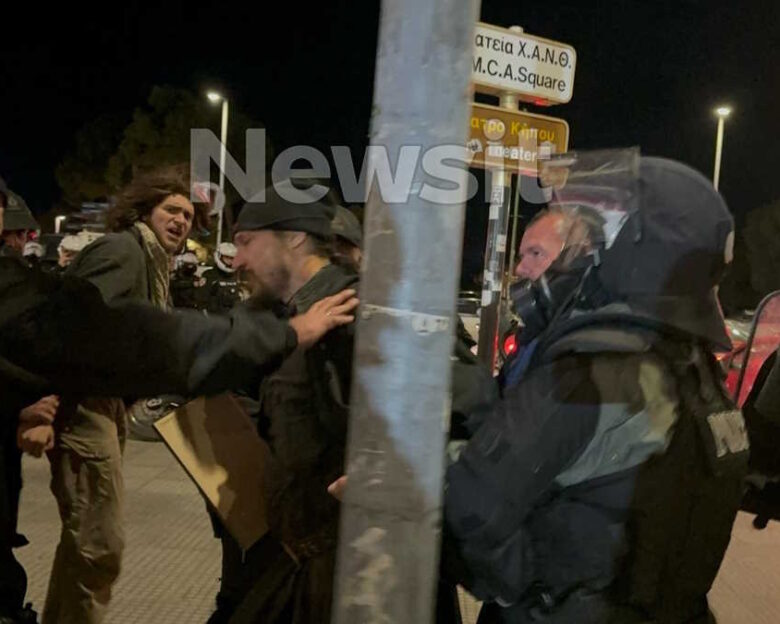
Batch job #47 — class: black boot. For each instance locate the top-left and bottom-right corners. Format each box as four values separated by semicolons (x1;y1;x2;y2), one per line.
0;603;38;624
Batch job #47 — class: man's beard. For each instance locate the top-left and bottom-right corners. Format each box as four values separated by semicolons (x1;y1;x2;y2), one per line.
242;265;290;310
247;287;278;310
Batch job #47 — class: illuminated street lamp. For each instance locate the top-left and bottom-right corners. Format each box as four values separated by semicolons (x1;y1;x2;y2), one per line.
206;91;229;242
54;215;66;234
713;105;732;191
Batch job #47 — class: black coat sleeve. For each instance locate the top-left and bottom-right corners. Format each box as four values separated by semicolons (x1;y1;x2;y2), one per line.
0;273;297;399
443;354;600;603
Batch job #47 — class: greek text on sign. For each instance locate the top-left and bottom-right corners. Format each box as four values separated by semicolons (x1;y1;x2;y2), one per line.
467;103;569;173
472;23;577;105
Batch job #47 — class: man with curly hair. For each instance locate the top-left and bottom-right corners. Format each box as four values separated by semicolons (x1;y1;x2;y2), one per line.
43;165;211;624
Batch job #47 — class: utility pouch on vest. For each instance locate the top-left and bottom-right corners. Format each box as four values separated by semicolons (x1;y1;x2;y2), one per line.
694;408;750;477
678;345;751;478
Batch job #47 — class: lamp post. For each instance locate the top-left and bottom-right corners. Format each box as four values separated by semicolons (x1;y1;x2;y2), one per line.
713;105;731;191
54;215;66;234
207;91;229;242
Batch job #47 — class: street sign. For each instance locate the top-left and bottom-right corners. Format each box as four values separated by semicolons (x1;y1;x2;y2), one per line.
467;103;569;172
472;22;577;105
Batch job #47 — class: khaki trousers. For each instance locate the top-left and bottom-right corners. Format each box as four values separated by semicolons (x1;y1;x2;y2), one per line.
43;398;125;624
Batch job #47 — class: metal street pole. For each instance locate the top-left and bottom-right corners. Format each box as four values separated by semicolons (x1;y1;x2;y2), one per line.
476;28;523;370
217;98;229;243
476;165;512;368
713;114;725;191
506;173;522;288
332;0;480;622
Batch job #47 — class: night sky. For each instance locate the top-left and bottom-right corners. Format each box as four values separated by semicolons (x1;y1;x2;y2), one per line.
2;0;778;227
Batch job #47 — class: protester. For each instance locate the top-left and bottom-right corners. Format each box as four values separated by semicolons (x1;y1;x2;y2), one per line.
0;190;37;257
207;180;358;624
330;205;363;272
0;185;357;624
17;397;59;459
39;166;198;623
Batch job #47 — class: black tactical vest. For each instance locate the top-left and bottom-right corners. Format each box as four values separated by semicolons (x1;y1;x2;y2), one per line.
610;341;748;623
484;335;749;624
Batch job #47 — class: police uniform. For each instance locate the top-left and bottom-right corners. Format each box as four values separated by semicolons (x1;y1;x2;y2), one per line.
444;157;748;624
202;267;242;315
170;272;208;310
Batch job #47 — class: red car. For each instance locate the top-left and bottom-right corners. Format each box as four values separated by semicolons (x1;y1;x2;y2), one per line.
721;291;780;407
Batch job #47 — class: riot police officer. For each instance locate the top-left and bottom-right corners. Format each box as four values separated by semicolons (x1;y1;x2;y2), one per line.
444;152;748;624
170;251;207;310
202;242;244;315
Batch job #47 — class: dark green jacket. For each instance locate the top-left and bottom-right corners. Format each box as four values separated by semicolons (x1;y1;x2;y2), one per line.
62;229;156;454
66;230;149;304
259;263;358;559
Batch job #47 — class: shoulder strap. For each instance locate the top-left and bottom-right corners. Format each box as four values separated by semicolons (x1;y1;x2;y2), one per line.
615;339;747;619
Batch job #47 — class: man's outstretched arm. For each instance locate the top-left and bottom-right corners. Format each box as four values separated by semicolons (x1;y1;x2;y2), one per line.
0;273;357;399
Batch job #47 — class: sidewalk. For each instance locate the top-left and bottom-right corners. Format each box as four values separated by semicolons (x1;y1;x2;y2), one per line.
16;440;780;623
18;441;220;624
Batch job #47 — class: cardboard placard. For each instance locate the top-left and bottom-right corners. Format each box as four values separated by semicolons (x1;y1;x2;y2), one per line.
154;394;269;550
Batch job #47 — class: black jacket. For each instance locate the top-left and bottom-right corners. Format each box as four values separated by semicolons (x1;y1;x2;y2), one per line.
0;255;297;545
202;267;242;315
258;263;358;559
445;320;746;624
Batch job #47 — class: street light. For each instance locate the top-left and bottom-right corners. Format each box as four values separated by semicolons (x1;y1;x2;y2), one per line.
713;105;732;191
206;91;229;242
54;215;66;234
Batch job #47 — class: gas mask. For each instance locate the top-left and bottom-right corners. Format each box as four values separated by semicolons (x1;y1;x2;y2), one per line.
508;148;639;345
509;270;590;345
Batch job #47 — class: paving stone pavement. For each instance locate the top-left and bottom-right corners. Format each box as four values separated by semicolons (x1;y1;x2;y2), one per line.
18;441;221;624
15;440;780;623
